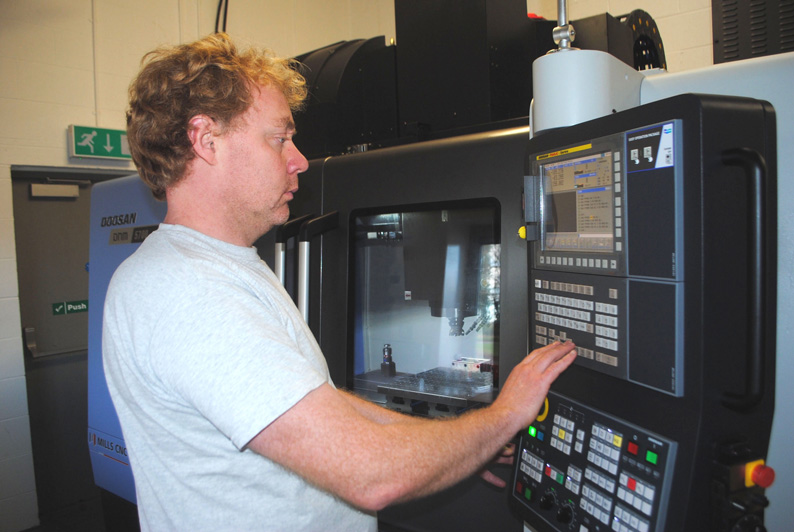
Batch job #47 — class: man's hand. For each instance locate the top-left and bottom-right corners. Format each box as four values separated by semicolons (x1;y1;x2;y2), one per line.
478;342;576;488
478;443;515;488
493;341;578;435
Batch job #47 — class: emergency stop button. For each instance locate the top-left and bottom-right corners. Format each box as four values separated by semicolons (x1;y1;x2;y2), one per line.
745;460;775;488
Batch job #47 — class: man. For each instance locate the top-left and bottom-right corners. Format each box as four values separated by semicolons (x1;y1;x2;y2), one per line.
104;33;577;531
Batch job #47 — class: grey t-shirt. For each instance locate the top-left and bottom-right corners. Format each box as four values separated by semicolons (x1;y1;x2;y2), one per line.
103;224;376;531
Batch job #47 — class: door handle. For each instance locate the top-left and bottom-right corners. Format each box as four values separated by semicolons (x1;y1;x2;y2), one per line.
298;212;339;323
23;326;38;358
720;147;769;411
22;326;86;359
273;214;314;286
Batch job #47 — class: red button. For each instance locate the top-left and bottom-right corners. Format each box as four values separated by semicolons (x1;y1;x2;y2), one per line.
516;481;524;494
751;464;776;488
628;442;639;455
628;478;637;491
545;466;552;477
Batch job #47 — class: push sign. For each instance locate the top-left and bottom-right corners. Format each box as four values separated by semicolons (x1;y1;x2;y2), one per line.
52;300;88;315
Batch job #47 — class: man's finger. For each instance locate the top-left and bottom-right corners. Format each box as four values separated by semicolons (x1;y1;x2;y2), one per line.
479;469;507;488
523;340;577;367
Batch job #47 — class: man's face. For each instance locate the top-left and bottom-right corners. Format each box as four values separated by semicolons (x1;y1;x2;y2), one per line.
215;84;308;242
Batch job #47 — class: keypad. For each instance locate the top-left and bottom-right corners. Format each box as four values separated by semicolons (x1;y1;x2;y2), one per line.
581;484;614;525
539;254;618;270
588;423;622;476
550;413;585;456
617;472;655;516
520;448;544;483
532;275;625;372
612;504;651;532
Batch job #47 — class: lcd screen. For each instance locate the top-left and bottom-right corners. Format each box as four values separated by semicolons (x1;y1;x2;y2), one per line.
542;151;614;252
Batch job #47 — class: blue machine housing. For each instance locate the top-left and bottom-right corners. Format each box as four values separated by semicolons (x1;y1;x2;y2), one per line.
87;175;166;503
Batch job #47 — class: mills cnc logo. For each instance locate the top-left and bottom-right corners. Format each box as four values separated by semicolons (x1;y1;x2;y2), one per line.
89;432;129;459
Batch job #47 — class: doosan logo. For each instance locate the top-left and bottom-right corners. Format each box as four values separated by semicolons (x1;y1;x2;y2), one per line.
101;213;137;227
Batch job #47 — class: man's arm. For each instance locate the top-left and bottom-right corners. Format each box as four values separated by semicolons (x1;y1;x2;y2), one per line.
337;389;421;425
246;341;576;512
340;385;514;489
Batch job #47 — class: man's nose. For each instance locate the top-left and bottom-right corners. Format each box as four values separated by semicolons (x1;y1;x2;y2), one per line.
290;145;310;175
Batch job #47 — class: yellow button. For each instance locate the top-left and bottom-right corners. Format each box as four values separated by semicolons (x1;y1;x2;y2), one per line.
613;435;623;448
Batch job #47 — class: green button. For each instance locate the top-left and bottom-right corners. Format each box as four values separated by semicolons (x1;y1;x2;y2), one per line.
524;487;533;501
529;426;538;438
646;450;658;465
556;473;564;484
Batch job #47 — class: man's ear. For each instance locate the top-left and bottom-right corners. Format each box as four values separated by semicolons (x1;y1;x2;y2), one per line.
187;115;217;165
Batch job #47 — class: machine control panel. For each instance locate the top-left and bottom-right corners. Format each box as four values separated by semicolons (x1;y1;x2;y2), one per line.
517;94;778;531
527;122;685;397
514;391;676;532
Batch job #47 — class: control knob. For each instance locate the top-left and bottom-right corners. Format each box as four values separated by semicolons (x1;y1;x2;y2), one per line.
731;514;765;532
539;491;557;510
556;503;575;524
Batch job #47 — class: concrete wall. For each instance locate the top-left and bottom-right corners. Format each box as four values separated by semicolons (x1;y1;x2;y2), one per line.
0;1;710;530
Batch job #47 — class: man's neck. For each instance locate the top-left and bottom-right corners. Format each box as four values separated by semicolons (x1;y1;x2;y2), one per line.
163;183;265;247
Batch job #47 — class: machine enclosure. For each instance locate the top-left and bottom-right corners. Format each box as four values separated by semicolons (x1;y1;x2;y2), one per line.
86;94;777;531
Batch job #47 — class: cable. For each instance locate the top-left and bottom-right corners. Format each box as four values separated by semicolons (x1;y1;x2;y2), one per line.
214;0;228;33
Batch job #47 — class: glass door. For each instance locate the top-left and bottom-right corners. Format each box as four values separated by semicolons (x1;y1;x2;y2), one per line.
349;200;500;416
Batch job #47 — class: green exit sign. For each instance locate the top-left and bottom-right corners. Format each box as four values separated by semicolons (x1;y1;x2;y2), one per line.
69;125;132;160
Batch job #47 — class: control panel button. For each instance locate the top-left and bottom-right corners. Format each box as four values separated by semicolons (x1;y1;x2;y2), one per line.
748;461;775;488
645;450;658;465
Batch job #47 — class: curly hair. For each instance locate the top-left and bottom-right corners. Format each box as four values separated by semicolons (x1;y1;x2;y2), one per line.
126;33;307;199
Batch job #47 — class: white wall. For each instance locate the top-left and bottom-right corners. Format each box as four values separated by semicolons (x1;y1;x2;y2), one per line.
527;0;713;72
0;1;709;530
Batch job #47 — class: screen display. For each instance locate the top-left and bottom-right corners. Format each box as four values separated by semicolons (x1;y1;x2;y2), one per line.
542;151;614;253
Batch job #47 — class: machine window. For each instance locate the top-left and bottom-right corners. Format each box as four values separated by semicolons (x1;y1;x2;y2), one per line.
349;200;500;416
